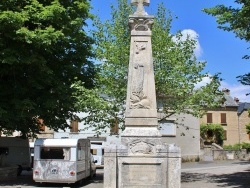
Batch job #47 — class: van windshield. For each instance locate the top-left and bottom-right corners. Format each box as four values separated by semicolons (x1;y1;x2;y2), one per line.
40;147;70;160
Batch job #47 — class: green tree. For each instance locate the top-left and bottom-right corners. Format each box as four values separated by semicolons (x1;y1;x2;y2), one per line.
73;0;223;134
203;1;250;89
246;123;250;134
0;0;95;137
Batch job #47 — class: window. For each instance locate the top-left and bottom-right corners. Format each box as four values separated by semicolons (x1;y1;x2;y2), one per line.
159;120;176;136
110;118;119;135
40;125;45;131
223;130;227;140
40;147;69;160
0;147;9;155
102;148;104;155
38;118;45;131
221;113;227;125
77;143;86;161
70;120;78;132
91;149;97;155
207;113;212;123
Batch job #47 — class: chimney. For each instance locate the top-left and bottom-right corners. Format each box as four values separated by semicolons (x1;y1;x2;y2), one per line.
234;97;240;104
222;88;230;95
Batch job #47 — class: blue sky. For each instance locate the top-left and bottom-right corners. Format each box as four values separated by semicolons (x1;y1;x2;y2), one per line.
89;0;250;102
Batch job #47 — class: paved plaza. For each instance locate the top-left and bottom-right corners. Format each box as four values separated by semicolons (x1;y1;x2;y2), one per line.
0;160;249;188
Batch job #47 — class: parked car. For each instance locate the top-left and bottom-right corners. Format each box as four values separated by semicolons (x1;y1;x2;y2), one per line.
90;142;104;168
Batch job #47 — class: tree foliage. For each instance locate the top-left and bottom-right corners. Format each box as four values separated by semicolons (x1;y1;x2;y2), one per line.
203;1;250;87
73;0;223;134
0;0;94;137
246;123;250;134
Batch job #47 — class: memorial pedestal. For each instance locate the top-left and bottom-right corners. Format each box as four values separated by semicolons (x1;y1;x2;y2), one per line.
104;136;181;188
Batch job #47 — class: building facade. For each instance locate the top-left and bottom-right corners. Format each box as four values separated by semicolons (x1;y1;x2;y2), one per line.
200;89;250;146
53;112;200;162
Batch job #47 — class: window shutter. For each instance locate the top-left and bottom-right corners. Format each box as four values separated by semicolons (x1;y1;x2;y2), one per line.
70;120;78;132
110;118;119;134
221;113;227;125
207;113;212;123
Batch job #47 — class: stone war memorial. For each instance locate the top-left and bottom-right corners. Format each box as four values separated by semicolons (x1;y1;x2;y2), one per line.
104;0;181;187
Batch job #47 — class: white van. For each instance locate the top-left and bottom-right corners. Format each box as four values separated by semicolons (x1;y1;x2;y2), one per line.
33;138;96;184
91;141;104;168
0;137;31;175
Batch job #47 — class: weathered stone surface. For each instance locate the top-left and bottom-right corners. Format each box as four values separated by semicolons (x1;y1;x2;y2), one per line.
119;157;167;187
121;127;161;137
125;17;157;129
104;141;181;188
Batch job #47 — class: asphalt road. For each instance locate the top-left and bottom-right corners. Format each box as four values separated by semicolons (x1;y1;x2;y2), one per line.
181;160;250;188
0;160;249;188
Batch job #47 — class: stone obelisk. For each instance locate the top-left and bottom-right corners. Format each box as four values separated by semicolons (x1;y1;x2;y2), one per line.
123;0;159;138
104;1;181;187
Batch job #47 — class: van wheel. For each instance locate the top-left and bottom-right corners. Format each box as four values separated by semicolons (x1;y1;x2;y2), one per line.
77;179;83;186
37;182;42;186
17;166;22;176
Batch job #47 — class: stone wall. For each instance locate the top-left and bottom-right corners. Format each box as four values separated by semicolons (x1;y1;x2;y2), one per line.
161;113;200;162
213;149;249;160
200;147;249;161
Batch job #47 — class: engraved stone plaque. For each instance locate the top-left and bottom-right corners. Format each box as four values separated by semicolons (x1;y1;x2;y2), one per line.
123;164;160;186
120;158;167;187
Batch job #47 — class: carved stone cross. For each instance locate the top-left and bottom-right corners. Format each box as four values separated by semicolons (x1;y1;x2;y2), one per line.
131;0;150;15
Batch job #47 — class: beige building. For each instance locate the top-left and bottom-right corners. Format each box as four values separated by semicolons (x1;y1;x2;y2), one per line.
200;89;250;146
1;124;54;142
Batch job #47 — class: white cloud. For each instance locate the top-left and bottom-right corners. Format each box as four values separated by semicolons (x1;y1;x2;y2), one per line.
173;29;203;59
194;77;250;102
220;81;250;102
194;76;211;89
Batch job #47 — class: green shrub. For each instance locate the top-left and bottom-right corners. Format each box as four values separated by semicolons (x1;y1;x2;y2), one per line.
241;142;250;153
223;144;241;150
223;143;250;153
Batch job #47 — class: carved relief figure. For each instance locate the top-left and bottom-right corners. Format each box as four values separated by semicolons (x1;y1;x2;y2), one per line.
130;41;150;109
129;141;154;155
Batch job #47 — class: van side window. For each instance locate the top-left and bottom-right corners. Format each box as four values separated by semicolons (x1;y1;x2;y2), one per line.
0;147;9;155
78;146;85;161
40;147;69;160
